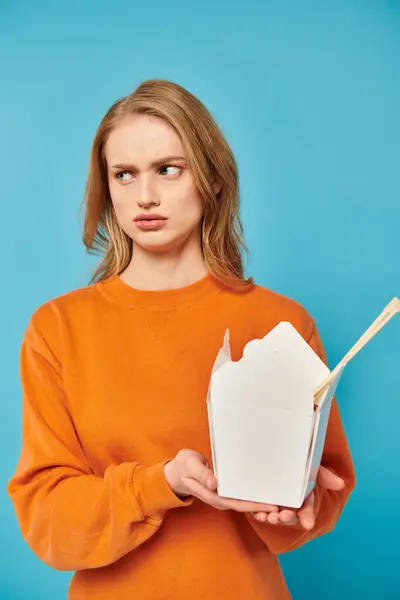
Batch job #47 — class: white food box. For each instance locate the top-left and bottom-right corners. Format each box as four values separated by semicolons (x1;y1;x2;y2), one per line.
206;322;344;509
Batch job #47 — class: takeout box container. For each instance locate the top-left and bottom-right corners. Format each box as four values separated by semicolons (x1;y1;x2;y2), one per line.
207;298;399;509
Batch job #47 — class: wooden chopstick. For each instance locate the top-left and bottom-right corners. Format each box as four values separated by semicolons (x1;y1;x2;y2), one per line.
314;297;400;407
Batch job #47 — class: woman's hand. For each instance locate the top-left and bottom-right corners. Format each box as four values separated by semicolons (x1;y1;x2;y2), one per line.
164;449;279;515
252;465;345;529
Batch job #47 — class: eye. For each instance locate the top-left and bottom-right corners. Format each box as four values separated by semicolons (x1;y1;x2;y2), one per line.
115;171;134;183
159;165;182;177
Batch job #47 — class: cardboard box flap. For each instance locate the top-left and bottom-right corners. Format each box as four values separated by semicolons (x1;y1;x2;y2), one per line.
210;328;231;375
301;365;345;499
257;322;330;390
209;322;331;415
207;329;231;482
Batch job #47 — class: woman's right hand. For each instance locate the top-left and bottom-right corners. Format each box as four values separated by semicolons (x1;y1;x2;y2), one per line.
164;449;279;515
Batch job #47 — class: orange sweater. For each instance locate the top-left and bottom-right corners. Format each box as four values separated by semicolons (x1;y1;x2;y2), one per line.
8;273;355;600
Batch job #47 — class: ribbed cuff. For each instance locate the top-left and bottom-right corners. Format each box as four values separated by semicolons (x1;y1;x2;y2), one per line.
131;461;193;519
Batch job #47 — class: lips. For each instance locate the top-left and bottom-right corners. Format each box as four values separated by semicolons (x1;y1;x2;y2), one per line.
133;214;168;231
133;214;167;222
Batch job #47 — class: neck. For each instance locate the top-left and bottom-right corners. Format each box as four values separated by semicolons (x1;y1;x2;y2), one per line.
121;238;208;291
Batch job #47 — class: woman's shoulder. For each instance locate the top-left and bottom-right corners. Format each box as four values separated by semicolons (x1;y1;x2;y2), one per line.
24;281;103;346
31;282;99;317
227;280;315;342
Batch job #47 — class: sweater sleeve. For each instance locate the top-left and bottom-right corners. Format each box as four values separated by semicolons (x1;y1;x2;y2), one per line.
8;321;192;572
246;321;356;555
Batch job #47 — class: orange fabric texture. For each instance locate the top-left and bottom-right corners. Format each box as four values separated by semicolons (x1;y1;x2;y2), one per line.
8;273;355;599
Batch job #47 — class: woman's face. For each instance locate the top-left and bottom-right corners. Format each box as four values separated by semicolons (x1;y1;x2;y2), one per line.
105;114;204;253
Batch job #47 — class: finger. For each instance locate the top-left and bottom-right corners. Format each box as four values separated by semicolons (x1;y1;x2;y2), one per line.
277;509;298;525
186;475;280;514
317;466;345;491
220;498;279;514
185;479;244;512
253;512;268;522
206;474;218;490
297;492;315;530
189;482;279;514
267;512;280;525
186;455;217;490
184;477;222;505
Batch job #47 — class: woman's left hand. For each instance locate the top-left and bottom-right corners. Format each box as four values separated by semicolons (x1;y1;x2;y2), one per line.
252;466;345;530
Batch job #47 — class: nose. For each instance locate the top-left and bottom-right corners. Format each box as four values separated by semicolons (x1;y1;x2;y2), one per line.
136;174;160;209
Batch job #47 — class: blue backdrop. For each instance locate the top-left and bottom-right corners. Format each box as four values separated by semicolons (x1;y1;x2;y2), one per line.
1;1;399;598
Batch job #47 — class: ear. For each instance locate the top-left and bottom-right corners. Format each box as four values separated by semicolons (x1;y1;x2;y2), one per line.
212;180;222;195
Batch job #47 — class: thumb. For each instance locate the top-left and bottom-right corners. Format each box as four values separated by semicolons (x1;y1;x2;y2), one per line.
317;465;345;491
187;452;217;490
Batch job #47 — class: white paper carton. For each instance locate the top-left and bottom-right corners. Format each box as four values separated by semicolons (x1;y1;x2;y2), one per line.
206;322;345;509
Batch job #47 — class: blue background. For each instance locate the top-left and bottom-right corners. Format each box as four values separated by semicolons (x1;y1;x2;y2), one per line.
1;1;399;598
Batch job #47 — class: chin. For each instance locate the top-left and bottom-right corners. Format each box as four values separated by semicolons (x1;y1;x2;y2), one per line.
132;234;181;254
128;221;202;254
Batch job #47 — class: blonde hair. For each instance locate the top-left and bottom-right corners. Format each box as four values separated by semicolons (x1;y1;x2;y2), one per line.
82;79;252;286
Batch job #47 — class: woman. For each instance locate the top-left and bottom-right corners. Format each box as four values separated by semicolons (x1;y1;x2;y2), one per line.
8;79;355;600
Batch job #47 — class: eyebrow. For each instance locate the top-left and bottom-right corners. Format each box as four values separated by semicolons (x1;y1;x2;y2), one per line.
110;156;187;170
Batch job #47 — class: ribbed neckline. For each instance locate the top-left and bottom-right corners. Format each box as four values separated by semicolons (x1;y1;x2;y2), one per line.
98;272;226;310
